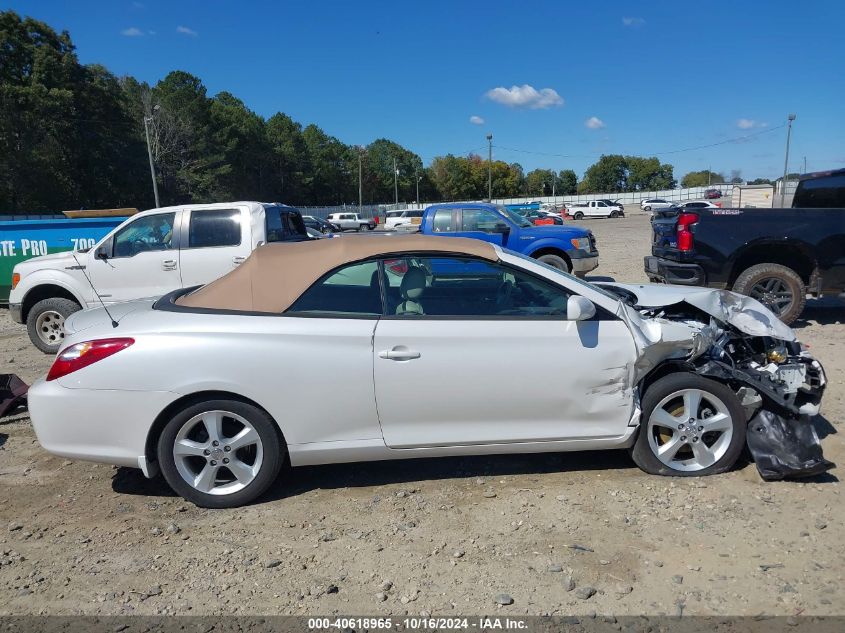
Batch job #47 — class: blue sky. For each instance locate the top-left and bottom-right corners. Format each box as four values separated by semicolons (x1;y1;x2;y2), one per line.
9;0;845;180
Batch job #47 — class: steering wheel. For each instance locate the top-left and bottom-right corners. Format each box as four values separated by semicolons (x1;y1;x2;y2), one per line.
495;280;515;311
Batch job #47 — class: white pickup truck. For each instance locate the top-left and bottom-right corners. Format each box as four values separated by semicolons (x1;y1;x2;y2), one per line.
10;201;308;353
566;200;625;219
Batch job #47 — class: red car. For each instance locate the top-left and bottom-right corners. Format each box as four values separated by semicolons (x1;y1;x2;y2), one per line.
704;188;722;199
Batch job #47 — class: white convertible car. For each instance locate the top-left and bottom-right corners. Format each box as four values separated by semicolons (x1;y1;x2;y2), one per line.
28;235;831;507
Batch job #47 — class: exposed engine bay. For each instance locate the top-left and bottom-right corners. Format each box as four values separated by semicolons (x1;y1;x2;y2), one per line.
599;282;834;480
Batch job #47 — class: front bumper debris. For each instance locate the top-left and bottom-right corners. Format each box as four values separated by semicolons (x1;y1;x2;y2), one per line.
0;374;28;417
747;410;835;480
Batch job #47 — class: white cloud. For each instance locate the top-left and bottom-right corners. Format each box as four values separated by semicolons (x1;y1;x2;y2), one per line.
469;115;485;125
622;17;646;27
585;116;606;129
176;25;198;37
737;118;767;129
121;27;144;37
484;84;563;109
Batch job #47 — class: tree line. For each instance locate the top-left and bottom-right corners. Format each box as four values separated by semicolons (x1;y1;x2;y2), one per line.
2;11;692;214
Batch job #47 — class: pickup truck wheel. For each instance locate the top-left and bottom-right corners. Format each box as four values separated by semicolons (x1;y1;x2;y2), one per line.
536;253;571;273
732;263;806;325
609;211;619;218
158;399;285;508
573;212;584;220
632;373;746;477
26;297;81;354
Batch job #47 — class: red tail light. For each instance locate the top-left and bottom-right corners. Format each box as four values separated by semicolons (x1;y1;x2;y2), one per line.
47;338;134;381
677;212;699;252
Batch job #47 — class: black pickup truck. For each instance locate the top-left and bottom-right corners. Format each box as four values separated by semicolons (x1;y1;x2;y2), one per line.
645;168;845;324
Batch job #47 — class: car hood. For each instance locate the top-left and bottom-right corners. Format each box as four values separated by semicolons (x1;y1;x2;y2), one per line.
519;224;589;238
599;282;796;341
14;249;79;272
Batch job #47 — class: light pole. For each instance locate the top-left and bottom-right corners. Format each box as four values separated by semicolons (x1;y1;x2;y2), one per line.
357;146;364;208
781;113;796;206
393;157;399;205
415;169;422;205
143;104;161;207
486;134;493;201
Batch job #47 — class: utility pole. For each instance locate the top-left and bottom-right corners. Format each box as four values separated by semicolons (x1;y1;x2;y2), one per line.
486;133;493;200
708;164;712;186
143;105;161;207
357;147;363;208
803;156;807;174
393;157;399;205
781;114;796;206
415;168;421;204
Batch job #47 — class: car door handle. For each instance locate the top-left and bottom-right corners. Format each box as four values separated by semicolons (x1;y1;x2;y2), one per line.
162;259;177;271
232;256;246;265
378;347;421;361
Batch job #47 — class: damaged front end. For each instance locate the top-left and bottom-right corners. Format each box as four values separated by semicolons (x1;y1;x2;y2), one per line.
604;283;834;481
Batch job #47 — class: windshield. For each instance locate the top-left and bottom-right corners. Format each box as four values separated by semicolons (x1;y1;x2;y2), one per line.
386;211;404;218
496;206;533;228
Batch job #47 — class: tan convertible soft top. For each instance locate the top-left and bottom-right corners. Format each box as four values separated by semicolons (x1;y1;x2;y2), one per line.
175;234;498;313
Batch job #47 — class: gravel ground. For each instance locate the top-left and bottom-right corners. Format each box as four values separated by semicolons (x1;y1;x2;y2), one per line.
1;212;843;617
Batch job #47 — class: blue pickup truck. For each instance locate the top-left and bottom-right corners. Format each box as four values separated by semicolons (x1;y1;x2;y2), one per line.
420;202;598;275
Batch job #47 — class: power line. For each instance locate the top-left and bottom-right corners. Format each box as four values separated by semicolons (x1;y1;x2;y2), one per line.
492;124;787;159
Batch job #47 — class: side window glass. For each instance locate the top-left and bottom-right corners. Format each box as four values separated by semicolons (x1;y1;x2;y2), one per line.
432;209;455;232
388;257;572;318
189;209;241;248
462;209;502;232
287;261;382;316
113;212;175;258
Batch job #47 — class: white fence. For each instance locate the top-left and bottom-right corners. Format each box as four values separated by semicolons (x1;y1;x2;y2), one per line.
300;184;739;219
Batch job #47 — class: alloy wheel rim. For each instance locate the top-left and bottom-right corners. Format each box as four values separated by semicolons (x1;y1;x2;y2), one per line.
36;310;65;346
749;277;793;315
647;388;733;472
173;410;264;495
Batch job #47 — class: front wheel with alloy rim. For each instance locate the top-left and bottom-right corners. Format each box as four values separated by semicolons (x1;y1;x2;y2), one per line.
631;373;746;477
157;399;284;508
731;263;806;325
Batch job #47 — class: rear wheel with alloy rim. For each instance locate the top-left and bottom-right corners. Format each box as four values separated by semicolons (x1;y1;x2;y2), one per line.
631;373;746;476
573;212;584;220
158;399;284;508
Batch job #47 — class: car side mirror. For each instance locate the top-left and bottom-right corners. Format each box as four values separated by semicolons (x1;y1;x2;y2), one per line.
95;246;109;260
567;295;596;321
492;222;510;234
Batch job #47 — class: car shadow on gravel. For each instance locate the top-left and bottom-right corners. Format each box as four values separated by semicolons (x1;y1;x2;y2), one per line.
0;433;7;449
111;449;640;503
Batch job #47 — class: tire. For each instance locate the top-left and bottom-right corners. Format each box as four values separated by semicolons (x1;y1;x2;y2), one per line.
631;372;746;477
536;253;571;273
731;263;806;325
644;206;652;212
26;297;81;354
573;212;584;220
609;211;619;218
157;399;285;508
